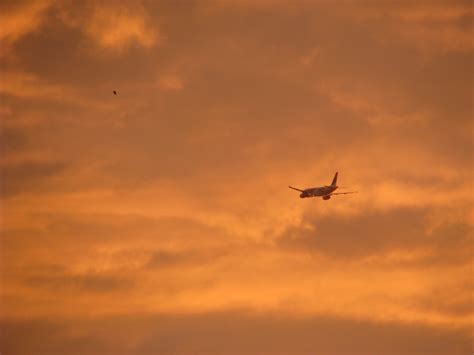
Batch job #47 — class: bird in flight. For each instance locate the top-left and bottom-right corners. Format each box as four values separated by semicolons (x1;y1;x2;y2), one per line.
113;91;117;95
289;172;357;200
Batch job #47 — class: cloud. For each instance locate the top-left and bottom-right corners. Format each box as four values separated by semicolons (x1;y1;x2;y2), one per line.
158;75;184;91
0;312;471;355
410;281;473;318
0;159;67;197
1;212;236;276
25;271;134;293
0;71;117;114
0;126;28;154
1;2;472;353
146;247;229;270
57;1;161;51
391;2;474;53
0;0;51;53
278;207;472;267
0;71;64;99
87;5;159;50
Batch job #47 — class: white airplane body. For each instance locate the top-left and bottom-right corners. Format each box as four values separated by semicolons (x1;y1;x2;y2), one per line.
289;172;357;200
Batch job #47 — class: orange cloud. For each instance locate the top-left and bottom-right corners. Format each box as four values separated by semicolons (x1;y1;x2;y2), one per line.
158;75;184;91
348;2;474;53
0;71;62;99
57;1;161;51
0;1;51;54
87;4;159;50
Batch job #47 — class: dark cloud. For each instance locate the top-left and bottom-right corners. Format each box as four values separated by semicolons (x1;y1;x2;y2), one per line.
279;207;424;258
39;214;232;244
0;160;67;197
1;213;235;265
278;207;472;266
410;281;473;318
1;311;470;355
25;272;134;293
146;250;204;268
0;126;28;153
146;247;229;269
12;7;160;88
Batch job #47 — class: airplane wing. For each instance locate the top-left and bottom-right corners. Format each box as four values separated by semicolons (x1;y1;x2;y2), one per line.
288;185;304;192
329;191;358;196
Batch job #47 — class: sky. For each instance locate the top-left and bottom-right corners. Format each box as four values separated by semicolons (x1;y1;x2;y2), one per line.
0;1;472;354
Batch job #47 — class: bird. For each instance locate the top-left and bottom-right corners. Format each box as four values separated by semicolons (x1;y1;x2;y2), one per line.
113;91;117;95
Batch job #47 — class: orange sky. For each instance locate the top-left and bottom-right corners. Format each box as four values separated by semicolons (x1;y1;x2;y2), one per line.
1;1;473;354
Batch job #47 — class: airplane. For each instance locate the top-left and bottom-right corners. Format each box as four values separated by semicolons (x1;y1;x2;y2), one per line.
289;172;357;200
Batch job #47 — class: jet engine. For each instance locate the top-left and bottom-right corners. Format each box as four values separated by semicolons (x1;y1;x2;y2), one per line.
322;195;331;200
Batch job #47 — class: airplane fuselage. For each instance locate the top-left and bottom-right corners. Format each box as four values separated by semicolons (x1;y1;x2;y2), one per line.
289;172;356;200
300;185;337;198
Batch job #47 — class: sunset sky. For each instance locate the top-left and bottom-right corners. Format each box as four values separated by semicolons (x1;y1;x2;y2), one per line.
1;1;472;354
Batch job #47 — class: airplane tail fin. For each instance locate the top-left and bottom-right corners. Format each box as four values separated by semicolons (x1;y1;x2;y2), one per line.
331;172;338;186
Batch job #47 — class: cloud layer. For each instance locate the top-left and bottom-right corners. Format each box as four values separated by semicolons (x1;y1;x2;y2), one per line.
1;0;472;353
